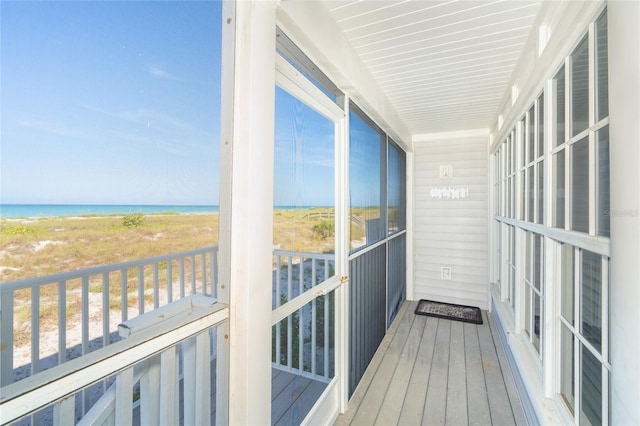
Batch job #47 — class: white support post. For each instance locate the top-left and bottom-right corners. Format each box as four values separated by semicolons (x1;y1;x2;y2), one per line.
336;95;350;412
608;2;640;424
218;1;276;424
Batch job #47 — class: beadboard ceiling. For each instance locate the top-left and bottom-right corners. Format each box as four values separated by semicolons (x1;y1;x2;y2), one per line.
324;0;543;135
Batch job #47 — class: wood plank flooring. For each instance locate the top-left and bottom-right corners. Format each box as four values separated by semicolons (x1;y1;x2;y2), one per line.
335;301;526;426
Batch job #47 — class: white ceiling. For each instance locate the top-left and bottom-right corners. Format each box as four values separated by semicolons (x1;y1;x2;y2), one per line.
324;0;543;135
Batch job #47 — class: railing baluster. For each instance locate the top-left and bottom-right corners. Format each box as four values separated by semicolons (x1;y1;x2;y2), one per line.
58;281;66;365
275;254;281;308
115;367;134;426
210;251;217;298
311;298;317;375
140;356;161;426
190;254;196;295
82;275;90;414
0;290;14;387
287;257;293;369
299;262;304;374
31;285;40;376
82;276;90;356
299;306;304;374
53;395;75;426
287;257;293;302
201;253;207;296
182;337;197;426
153;263;159;309
325;258;330;281
167;260;173;303
160;346;179;426
102;272;110;348
121;269;128;323
275;255;281;366
179;258;185;298
194;331;211;425
102;272;110;394
137;265;144;314
311;258;316;291
324;294;329;378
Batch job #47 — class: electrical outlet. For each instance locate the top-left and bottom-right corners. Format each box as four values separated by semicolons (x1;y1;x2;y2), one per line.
441;267;452;280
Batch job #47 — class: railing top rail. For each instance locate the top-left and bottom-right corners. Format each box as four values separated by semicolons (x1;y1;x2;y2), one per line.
0;246;219;292
0;296;228;424
272;250;335;261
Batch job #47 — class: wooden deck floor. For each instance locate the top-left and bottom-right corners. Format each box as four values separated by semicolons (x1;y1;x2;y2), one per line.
335;301;526;426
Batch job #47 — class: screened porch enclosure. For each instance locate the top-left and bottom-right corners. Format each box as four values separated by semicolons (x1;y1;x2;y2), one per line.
2;0;639;425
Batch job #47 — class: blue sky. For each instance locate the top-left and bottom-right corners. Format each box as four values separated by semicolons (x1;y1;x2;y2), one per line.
274;87;335;207
1;1;222;205
1;1;385;209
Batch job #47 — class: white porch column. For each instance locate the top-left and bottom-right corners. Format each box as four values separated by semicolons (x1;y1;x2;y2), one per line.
608;1;640;424
219;0;276;424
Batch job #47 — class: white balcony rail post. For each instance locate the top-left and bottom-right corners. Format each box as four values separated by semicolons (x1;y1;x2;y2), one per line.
0;291;14;387
159;346;179;426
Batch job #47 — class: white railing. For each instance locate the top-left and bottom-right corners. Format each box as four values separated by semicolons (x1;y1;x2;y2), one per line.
0;247;335;423
0;246;218;389
272;250;335;382
0;295;228;426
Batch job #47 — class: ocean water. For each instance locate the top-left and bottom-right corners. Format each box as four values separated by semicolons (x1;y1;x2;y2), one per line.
0;204;325;218
0;204;220;218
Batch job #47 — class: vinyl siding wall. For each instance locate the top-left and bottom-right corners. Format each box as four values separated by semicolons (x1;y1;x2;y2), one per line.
413;134;489;310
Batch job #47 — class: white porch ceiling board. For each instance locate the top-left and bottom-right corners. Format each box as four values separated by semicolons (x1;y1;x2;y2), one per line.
348;2;538;51
324;0;543;134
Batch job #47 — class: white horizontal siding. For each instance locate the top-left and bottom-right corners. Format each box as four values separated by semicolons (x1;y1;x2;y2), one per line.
413;135;489;309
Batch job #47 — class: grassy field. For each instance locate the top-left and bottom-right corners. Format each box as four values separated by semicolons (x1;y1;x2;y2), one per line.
0;207;351;284
2;208;355;347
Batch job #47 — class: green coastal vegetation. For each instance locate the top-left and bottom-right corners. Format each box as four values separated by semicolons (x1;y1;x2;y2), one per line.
1;207;353;347
0;207;361;284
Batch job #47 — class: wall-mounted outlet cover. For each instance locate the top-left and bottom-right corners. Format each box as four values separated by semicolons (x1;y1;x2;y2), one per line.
441;266;452;280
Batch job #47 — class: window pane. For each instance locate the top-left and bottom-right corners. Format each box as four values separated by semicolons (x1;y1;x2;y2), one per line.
510;226;516;308
520;170;526;220
533;294;541;352
349;107;385;251
596;10;609;121
534;234;543;291
597;126;610;237
555;65;566;146
561;244;575;324
581;345;602;426
572;36;589;136
537;160;544;224
572;137;589;233
507;177;512;218
561;325;575;414
581;250;602;352
528;166;535;222
274;86;335;254
525;284;531;336
553;150;566;228
526;231;532;281
538;94;544;157
388;141;406;234
528;106;535;163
